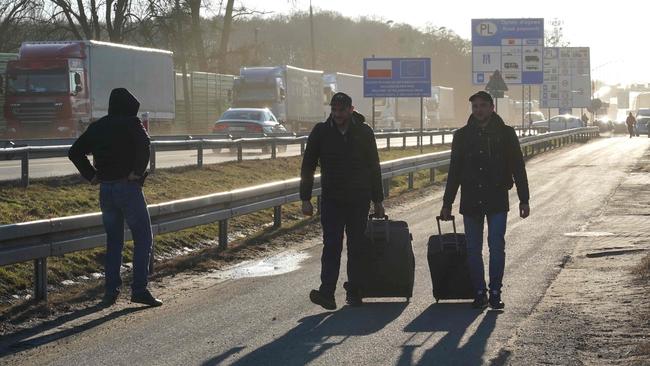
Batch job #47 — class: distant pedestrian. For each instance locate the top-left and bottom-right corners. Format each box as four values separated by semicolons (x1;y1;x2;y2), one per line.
68;88;162;307
300;92;384;310
626;112;637;138
440;91;530;310
581;113;589;127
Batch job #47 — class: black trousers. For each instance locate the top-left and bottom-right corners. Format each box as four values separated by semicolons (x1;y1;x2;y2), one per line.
318;197;370;297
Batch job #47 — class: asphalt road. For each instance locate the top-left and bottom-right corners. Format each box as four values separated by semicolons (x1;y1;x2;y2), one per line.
4;135;644;366
0;135;445;181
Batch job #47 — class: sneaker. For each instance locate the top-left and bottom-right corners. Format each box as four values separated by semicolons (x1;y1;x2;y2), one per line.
343;282;363;307
489;292;505;310
131;289;163;307
472;292;488;309
345;293;363;307
309;289;336;310
101;291;119;306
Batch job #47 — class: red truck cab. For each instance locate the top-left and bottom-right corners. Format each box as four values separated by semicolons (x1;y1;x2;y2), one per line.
4;42;89;138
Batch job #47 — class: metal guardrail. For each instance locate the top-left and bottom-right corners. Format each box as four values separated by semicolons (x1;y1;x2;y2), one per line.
0;127;598;301
0;130;456;187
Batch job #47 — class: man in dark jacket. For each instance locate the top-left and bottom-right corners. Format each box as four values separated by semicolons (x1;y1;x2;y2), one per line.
300;92;384;310
440;91;530;310
68;88;162;307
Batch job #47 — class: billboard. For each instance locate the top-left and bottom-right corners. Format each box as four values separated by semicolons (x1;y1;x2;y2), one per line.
363;58;432;98
540;47;591;108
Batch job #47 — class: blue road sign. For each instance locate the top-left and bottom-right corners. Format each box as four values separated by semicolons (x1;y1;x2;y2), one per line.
363;58;432;98
472;18;544;85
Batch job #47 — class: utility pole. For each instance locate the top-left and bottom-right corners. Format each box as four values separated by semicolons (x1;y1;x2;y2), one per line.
309;0;316;69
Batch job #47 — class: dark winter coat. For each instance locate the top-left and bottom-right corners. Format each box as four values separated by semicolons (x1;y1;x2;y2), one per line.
68;88;150;182
300;111;383;204
442;112;529;216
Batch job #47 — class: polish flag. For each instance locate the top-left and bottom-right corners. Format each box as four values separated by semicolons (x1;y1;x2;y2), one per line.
366;60;392;78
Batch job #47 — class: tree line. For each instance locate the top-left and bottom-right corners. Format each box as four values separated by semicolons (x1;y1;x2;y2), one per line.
0;0;473;119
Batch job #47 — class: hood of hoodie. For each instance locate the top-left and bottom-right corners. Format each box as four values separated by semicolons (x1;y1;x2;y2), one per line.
108;88;140;117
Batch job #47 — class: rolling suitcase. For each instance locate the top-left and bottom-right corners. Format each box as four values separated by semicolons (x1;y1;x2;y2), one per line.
359;215;415;301
427;216;475;302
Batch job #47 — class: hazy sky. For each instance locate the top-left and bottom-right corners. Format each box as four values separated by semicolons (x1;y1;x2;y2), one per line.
238;0;646;85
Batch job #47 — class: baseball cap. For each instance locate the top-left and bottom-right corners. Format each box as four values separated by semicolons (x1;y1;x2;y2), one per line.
329;92;352;107
469;91;494;105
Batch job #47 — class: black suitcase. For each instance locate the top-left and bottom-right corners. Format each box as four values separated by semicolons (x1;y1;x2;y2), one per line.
359;215;415;301
427;216;475;302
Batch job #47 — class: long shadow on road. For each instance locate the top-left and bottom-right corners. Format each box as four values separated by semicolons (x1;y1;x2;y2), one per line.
0;303;147;359
398;303;500;366
220;302;408;366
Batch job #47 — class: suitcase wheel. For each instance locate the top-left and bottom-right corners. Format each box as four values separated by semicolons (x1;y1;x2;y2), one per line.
405;297;410;303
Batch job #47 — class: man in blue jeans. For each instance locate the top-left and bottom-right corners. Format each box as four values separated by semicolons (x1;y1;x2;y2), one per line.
69;88;162;307
440;91;530;310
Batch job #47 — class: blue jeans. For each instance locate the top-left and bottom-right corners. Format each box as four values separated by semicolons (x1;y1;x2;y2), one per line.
319;198;370;297
463;212;507;295
99;181;153;295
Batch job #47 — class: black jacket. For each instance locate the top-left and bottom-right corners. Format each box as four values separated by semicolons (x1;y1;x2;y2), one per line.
300;112;383;203
68;88;150;182
442;112;529;216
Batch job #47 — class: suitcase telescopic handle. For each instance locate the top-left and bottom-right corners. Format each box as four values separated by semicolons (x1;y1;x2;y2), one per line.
435;216;461;249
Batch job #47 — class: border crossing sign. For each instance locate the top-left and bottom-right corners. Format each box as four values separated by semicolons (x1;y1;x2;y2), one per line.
472;18;544;85
363;58;431;98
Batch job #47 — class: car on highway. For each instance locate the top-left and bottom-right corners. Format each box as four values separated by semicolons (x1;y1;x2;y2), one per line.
636;116;649;135
525;111;545;125
212;108;289;153
531;114;582;132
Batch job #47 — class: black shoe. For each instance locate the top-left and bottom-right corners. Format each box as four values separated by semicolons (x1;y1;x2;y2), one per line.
101;291;119;305
472;292;488;309
345;293;363;307
131;289;163;307
309;289;336;310
489;292;505;310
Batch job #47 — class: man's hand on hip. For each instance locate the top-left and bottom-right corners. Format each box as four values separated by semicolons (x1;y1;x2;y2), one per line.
373;201;385;218
519;203;530;219
302;200;314;216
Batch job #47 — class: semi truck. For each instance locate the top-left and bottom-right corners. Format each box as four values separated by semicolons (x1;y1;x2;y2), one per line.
3;41;175;138
374;85;456;130
0;53;18;135
323;72;372;119
232;65;324;132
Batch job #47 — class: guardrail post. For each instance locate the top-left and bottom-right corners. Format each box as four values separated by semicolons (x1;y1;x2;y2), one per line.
429;168;436;182
237;142;243;162
273;206;282;228
218;220;228;249
430;134;433;146
408;172;414;189
442;133;445;145
197;142;203;168
34;258;47;302
402;136;406;149
21;150;29;188
300;141;305;155
316;195;322;214
387;137;391;150
271;141;277;159
383;178;390;198
149;145;156;173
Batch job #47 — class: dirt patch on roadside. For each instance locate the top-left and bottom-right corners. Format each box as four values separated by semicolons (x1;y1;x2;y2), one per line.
498;148;650;366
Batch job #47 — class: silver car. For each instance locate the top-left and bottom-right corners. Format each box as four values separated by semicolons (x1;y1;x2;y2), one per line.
212;108;289;153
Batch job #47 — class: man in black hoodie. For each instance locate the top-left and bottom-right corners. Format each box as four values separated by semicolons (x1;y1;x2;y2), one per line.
440;91;530;310
68;88;161;307
300;92;384;310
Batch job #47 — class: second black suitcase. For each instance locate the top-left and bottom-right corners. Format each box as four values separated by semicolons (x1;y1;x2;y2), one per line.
427;216;475;302
359;215;415;301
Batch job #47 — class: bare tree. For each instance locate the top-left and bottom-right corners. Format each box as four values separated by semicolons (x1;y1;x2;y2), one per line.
0;0;42;51
48;0;149;41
